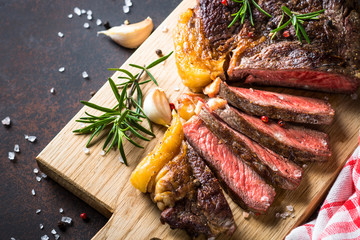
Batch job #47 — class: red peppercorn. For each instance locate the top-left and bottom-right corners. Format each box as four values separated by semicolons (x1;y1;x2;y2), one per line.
248;32;254;38
278;120;285;127
261;116;269;123
80;213;87;220
221;0;227;6
283;31;290;38
169;103;175;111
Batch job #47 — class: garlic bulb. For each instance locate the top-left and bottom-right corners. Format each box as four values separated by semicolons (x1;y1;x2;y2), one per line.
97;17;153;49
143;88;172;126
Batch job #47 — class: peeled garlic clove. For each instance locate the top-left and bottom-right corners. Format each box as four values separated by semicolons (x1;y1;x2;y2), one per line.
97;17;153;49
143;88;172;126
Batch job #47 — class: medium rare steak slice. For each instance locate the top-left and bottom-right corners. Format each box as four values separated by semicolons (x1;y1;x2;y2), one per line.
160;143;236;238
199;105;303;190
213;104;331;162
184;116;275;213
196;0;360;93
217;80;335;125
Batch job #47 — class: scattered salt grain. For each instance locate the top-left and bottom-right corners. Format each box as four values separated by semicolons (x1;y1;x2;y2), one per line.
33;168;39;174
125;0;133;7
24;134;29;140
40;172;48;179
8;152;15;161
119;156;125;164
32;189;36;196
39;223;44;230
58;67;65;73
83;147;90;155
51;229;57;235
86;10;92;15
36;176;42;182
41;235;49;240
96;19;102;26
27;135;37;142
55;234;60;240
68;14;73;19
275;212;280;218
2;116;11;126
74;7;81;16
58;32;64;38
82;71;89;79
81;9;86;14
123;5;129;14
14;144;20;152
11;237;15;240
291;213;295;218
100;150;105;156
174;86;180;91
83;22;90;29
36;209;41;214
161;26;168;33
50;87;56;94
87;15;92;20
61;216;73;225
242;211;250;219
286;205;294;212
59;208;64;213
302;164;308;169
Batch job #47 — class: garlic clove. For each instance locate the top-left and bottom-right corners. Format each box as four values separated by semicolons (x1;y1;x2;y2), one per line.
143;88;172;126
97;17;153;49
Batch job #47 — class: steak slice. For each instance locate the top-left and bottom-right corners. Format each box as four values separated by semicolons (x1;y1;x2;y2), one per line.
160;142;236;238
217;81;335;125
199;105;303;190
213;104;331;162
184;116;275;213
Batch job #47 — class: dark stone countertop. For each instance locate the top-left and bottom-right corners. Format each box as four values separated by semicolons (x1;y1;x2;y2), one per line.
0;0;181;239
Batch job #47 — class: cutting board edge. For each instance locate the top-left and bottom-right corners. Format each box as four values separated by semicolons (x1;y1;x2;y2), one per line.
36;156;113;219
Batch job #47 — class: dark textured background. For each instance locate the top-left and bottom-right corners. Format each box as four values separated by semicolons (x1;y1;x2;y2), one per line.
0;0;181;239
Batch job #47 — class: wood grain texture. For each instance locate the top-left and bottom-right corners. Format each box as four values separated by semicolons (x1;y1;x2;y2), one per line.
37;0;360;239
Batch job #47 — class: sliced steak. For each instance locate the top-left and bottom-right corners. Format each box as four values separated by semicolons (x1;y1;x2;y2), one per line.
196;0;360;93
213;104;331;162
183;116;275;213
160;143;236;238
199;105;302;190
217;81;335;125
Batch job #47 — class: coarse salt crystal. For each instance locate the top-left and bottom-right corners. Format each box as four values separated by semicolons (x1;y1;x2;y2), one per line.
40;172;47;179
174;87;180;91
50;87;55;94
96;19;102;26
81;9;86;14
61;216;72;225
100;150;105;156
55;234;60;240
286;205;294;212
83;147;90;154
2;116;11;126
161;26;168;33
123;5;129;13
11;237;16;240
51;229;57;235
24;134;29;140
58;67;65;72
32;189;36;196
82;71;89;79
36;209;41;214
33;168;39;174
27;135;37;142
59;208;64;213
291;213;295;218
87;15;92;20
243;211;250;219
14;144;20;152
74;7;81;16
302;164;308;169
275;212;280;218
125;0;133;7
8;152;15;160
83;22;90;29
68;14;73;19
58;32;64;38
119;156;125;164
36;176;42;182
87;10;92;15
39;223;44;230
41;235;49;240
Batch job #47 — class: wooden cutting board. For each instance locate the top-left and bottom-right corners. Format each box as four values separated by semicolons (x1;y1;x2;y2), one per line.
36;0;360;239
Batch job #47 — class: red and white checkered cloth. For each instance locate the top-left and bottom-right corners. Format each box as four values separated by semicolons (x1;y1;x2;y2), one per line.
286;133;360;240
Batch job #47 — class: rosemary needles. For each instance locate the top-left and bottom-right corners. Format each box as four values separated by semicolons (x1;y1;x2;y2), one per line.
73;51;173;165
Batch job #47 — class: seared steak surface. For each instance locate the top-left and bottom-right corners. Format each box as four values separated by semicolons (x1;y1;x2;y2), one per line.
197;0;360;93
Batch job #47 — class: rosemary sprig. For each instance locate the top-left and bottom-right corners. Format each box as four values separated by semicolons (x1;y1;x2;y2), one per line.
73;51;173;165
270;6;325;44
228;0;272;28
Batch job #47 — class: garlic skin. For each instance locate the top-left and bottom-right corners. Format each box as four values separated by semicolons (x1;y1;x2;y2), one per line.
97;17;153;49
143;88;172;126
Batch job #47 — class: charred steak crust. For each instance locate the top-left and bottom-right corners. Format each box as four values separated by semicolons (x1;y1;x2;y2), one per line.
213;105;331;162
199;105;302;190
218;81;335;125
184;116;275;214
160;143;235;238
197;0;360;93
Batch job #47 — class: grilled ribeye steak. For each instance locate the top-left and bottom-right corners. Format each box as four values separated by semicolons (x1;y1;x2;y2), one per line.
160;142;235;238
199;104;303;190
197;0;360;93
184;116;275;214
213;104;331;162
217;81;335;125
